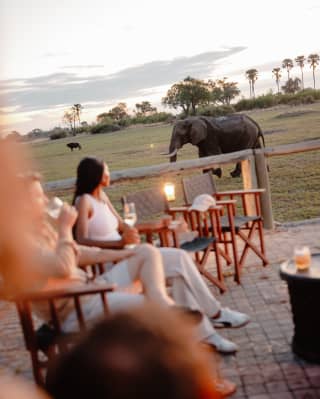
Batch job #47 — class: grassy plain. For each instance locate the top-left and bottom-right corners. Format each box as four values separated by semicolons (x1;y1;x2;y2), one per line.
29;103;320;222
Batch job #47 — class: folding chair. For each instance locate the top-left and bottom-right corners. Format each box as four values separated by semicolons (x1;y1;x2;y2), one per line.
10;280;115;387
182;172;268;283
122;187;227;292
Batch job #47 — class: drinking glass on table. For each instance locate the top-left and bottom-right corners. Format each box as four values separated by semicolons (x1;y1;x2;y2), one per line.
294;245;311;271
123;202;137;248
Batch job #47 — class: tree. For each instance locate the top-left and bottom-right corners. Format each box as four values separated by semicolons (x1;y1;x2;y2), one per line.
6;131;22;141
245;69;258;98
107;102;128;122
282;58;294;81
96;113;110;124
295;55;306;89
162;76;210;116
135;101;157;116
208;78;240;105
272;67;282;94
72;104;83;126
281;77;301;94
62;111;74;132
307;53;320;89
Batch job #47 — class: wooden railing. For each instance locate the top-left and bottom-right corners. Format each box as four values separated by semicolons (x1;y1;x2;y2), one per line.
44;138;320;230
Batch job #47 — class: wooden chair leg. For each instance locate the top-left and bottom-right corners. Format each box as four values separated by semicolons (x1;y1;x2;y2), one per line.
238;225;268;268
194;247;226;293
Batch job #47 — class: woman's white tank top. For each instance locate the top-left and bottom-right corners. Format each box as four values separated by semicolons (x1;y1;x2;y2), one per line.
79;194;121;241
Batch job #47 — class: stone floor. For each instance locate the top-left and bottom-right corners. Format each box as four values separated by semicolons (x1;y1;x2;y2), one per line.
1;219;320;397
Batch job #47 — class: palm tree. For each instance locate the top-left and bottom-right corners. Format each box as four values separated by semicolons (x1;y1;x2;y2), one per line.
281;77;301;94
282;58;294;81
72;104;83;126
307;53;320;89
295;55;306;90
272;67;282;94
245;69;258;98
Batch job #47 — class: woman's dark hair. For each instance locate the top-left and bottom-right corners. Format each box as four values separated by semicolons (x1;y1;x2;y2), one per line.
72;157;105;204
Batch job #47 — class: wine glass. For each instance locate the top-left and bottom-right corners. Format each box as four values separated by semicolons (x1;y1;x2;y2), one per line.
123;202;137;248
46;197;64;219
123;202;137;227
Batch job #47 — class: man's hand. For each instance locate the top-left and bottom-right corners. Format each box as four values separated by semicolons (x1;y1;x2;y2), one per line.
57;203;78;240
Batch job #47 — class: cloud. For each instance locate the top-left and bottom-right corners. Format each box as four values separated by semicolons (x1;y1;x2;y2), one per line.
61;65;105;69
42;51;70;58
0;47;246;113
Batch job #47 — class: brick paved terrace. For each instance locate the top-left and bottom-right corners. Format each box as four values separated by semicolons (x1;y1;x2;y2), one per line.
1;220;320;398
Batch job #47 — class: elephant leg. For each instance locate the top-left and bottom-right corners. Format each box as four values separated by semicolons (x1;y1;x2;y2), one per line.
230;162;241;178
212;168;222;178
202;167;222;178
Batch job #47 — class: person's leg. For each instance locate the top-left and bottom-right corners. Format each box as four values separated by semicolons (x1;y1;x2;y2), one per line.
103;244;174;307
159;247;221;316
159;247;250;327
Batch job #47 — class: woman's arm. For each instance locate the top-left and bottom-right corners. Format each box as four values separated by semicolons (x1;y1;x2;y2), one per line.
33;205;79;279
77;245;135;266
74;195;126;249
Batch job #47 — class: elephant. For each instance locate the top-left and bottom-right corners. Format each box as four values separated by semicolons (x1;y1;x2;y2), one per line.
163;114;265;178
66;142;82;151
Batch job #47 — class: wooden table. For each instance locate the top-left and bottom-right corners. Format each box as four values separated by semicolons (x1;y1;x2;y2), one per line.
280;253;320;363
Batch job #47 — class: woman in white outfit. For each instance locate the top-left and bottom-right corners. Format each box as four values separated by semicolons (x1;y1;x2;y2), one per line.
72;157;250;354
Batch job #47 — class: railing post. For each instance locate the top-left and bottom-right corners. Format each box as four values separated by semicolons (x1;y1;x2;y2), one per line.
241;154;258;216
254;150;274;230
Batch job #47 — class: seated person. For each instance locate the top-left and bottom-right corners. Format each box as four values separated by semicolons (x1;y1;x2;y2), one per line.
72;157;250;353
46;304;236;399
3;173;177;333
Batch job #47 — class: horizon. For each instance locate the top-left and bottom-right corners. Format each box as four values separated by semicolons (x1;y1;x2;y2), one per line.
1;0;320;135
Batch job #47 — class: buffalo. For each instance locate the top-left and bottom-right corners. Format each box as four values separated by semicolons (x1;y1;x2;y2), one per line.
66;142;82;151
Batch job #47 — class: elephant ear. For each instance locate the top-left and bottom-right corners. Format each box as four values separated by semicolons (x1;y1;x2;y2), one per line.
190;119;207;145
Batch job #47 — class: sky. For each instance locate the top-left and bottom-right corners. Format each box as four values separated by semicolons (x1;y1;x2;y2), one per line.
1;0;320;135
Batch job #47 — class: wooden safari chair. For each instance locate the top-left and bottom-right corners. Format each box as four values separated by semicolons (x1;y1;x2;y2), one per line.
122;187;227;292
182;172;268;283
8;271;114;387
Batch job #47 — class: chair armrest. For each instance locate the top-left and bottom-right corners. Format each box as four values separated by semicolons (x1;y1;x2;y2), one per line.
215;200;237;205
215;189;265;196
13;282;116;302
215;190;264;216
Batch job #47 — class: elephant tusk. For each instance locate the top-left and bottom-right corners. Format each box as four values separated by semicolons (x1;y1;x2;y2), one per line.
160;148;178;157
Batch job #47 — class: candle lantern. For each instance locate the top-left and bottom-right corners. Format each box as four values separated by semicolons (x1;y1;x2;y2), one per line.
164;182;175;201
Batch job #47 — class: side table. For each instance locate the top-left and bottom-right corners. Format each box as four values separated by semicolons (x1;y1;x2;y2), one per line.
280;253;320;363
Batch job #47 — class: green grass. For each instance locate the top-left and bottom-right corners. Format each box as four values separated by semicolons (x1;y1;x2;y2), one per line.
28;103;320;222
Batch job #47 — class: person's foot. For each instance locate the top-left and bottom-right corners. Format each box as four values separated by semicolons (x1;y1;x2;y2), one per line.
211;307;250;329
204;331;238;354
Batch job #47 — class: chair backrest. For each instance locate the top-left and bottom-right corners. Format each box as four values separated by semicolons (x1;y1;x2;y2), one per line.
122;187;169;221
182;173;217;205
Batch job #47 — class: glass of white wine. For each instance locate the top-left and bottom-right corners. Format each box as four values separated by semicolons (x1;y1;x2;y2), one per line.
46;197;64;219
123;202;137;248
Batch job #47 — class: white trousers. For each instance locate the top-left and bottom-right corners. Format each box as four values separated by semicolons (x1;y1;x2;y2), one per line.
63;247;220;340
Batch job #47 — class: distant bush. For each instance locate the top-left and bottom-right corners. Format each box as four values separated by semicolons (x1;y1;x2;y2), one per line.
49;130;68;140
90;122;122;134
131;112;173;125
235;93;279;111
117;117;131;127
197;104;235;117
234;89;320;111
